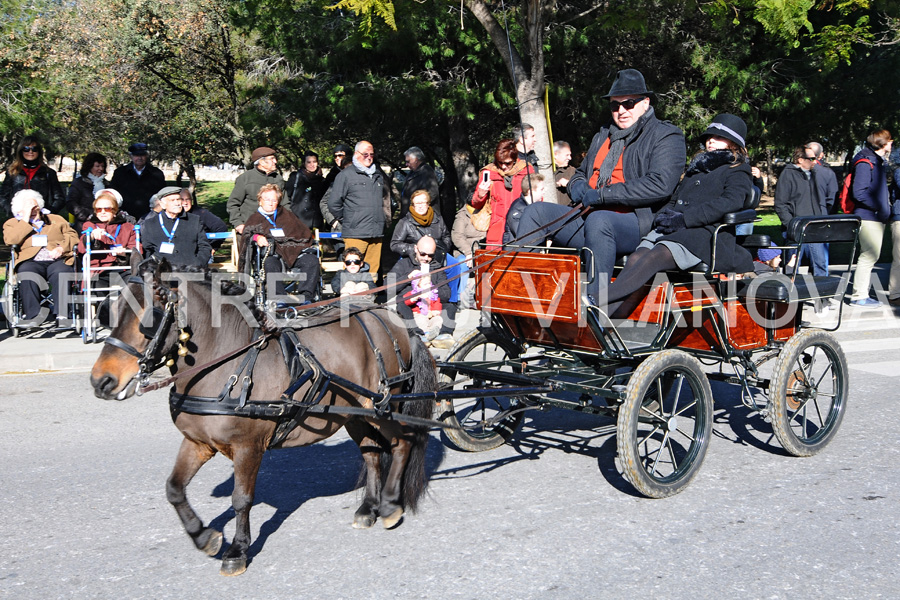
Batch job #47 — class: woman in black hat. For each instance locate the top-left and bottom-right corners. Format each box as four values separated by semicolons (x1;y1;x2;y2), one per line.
603;113;753;317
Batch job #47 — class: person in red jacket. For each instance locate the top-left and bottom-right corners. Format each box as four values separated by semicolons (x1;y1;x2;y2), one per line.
471;139;535;246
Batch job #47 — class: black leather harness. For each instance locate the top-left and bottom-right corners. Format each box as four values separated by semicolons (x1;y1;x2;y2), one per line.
169;309;423;449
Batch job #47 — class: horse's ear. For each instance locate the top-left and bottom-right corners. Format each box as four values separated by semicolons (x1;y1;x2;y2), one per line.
129;248;142;275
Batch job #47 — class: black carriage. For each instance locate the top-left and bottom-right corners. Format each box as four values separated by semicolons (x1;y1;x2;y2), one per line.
435;212;861;498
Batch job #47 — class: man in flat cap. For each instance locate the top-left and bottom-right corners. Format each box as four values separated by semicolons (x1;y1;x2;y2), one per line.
516;68;686;302
140;186;212;268
227;146;286;234
109;142;166;220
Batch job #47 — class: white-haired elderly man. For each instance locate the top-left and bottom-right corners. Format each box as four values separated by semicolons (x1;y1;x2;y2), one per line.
326;140;391;277
227;146;287;234
2;189;78;325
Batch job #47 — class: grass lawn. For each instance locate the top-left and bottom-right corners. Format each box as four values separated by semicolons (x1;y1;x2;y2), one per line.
194;181;233;225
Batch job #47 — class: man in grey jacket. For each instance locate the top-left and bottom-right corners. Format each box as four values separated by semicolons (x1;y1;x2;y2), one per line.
516;69;686;302
327;140;391;277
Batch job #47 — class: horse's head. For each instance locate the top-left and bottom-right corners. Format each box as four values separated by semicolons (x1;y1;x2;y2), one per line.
90;252;182;400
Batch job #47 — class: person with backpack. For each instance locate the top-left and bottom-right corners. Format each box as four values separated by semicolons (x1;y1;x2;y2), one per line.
849;129;893;308
888;146;900;306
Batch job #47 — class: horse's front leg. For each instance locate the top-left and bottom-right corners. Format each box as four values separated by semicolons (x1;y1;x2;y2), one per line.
166;439;222;556
345;420;383;529
220;445;264;576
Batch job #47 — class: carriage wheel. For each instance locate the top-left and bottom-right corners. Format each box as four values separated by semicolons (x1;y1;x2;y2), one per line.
617;350;713;498
437;329;526;451
769;329;848;457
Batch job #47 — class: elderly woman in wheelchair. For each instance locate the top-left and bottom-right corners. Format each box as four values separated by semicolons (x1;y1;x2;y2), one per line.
602;114;754;318
3;189;78;327
238;183;319;305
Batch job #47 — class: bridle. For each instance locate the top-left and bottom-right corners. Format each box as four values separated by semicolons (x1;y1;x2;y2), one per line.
103;275;181;393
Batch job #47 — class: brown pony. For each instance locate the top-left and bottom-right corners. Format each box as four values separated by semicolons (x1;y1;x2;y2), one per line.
90;256;435;576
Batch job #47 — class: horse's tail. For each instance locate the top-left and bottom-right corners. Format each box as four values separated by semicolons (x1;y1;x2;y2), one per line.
396;333;436;512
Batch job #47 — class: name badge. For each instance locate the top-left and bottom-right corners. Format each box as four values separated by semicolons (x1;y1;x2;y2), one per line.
32;235;48;247
270;228;285;238
159;242;175;254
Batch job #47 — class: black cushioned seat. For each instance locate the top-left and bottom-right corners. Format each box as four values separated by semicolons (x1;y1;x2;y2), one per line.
738;274;844;302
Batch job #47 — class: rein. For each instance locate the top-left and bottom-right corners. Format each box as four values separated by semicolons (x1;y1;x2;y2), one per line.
117;204;590;395
297;203;592;315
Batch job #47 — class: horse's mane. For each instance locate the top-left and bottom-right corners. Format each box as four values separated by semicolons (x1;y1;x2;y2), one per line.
138;260;277;335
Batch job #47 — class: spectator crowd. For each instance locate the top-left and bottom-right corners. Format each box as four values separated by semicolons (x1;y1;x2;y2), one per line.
4;68;900;344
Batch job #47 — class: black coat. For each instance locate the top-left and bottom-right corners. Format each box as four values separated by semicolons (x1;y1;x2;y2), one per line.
774;164;825;226
567;107;686;236
140;210;212;268
286;169;326;229
0;165;66;216
66;175;111;231
390;211;451;261
503;196;529;244
387;255;451;303
109;162;166;219
656;152;753;273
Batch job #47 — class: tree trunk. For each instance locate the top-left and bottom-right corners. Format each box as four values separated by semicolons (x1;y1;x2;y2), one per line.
464;0;555;201
447;114;478;210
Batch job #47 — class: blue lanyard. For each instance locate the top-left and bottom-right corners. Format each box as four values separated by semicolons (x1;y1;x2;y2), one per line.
32;222;43;234
158;213;179;242
257;207;278;229
102;224;122;243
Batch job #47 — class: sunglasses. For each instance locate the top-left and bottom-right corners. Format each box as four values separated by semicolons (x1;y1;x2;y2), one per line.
344;259;362;266
416;251;434;258
22;146;39;152
95;206;116;212
800;155;817;162
609;97;645;112
357;152;375;158
334;153;346;157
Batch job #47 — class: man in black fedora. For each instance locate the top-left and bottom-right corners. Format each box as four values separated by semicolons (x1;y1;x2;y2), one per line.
515;68;686;303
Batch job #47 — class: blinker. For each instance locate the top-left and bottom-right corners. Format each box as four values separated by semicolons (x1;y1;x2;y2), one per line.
139;307;166;338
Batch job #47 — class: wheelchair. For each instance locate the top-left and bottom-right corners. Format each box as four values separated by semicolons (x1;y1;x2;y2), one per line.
243;240;322;309
2;244;82;338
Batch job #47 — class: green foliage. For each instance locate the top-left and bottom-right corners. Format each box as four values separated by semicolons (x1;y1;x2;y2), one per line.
754;0;815;47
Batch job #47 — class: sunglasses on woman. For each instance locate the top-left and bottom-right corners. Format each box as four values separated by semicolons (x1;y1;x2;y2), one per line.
22;146;39;152
95;206;116;212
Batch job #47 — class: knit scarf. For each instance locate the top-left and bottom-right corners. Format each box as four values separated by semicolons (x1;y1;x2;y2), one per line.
352;157;377;176
410;205;434;226
87;173;106;193
485;159;528;191
684;149;743;176
595;106;656;188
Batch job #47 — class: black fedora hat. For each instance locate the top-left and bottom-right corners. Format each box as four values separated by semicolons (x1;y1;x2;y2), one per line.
701;113;747;149
603;68;654;98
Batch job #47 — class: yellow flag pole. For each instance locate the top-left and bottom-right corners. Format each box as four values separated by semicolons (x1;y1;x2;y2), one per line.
545;84;556;172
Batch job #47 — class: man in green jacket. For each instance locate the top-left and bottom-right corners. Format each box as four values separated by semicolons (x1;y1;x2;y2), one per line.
227;146;286;234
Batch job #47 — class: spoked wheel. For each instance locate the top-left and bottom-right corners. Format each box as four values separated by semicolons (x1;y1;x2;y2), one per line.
617;350;713;498
437;329;526;451
769;329;848;457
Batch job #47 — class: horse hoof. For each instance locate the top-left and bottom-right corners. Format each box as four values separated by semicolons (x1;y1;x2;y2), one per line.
381;507;404;530
352;514;376;529
220;556;247;577
202;531;223;556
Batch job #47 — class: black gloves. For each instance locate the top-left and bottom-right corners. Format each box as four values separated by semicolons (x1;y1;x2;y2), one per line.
653;208;686;234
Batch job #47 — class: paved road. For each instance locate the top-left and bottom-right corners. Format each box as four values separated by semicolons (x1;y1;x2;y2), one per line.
1;308;899;599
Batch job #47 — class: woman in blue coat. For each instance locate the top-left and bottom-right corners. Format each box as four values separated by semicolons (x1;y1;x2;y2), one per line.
603;114;753;317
